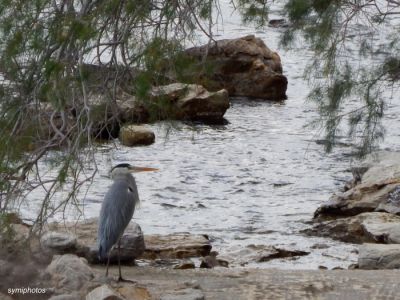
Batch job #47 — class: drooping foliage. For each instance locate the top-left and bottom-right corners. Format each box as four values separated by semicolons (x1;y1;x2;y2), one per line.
282;0;400;155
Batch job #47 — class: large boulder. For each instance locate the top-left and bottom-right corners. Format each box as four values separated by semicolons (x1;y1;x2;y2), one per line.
315;152;400;219
184;35;287;100
46;218;145;264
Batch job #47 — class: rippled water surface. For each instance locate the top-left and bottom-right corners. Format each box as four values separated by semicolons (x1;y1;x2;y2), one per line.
21;1;400;269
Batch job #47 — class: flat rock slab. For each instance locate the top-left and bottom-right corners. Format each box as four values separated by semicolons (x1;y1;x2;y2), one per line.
304;212;400;244
93;266;400;300
46;218;145;264
142;233;211;259
223;244;309;266
359;243;400;269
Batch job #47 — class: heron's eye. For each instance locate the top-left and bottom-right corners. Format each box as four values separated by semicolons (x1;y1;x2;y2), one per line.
128;187;133;193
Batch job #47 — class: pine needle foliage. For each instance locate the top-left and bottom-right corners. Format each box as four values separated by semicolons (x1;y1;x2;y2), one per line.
282;0;400;156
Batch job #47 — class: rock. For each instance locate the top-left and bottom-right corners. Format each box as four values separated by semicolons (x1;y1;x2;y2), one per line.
184;35;287;100
46;254;94;292
225;245;309;266
268;19;289;28
86;285;124;300
200;251;229;268
142;233;211;259
315;152;400;219
41;232;77;252
119;125;155;146
358;243;400;269
47;219;145;264
148;83;229;122
161;288;205;300
304;212;400;243
310;243;330;249
174;260;196;270
116;285;152;300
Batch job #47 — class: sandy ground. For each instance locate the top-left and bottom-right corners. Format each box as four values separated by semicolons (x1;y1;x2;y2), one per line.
91;265;400;300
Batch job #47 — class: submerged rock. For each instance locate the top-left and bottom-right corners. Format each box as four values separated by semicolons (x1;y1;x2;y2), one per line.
184;35;287;100
358;243;400;269
119;125;155;146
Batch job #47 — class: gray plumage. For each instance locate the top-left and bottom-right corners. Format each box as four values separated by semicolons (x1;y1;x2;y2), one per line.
97;163;157;281
97;169;139;260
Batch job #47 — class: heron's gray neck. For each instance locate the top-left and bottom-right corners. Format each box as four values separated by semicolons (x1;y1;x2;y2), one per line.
112;173;135;182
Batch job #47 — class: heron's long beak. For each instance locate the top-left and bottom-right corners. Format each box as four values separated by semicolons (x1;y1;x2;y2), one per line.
129;166;159;173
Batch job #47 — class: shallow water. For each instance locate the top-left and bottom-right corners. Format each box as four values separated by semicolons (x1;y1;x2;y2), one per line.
20;1;400;269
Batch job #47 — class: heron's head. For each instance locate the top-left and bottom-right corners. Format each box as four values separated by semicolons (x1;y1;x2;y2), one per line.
110;163;158;179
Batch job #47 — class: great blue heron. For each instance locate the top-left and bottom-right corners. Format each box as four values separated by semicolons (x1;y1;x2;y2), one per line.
97;163;157;282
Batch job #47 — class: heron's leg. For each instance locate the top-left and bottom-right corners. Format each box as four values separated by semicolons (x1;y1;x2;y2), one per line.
117;239;135;283
118;239;122;280
105;254;110;277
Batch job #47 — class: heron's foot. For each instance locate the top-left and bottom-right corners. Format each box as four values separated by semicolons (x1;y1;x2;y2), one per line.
117;276;136;284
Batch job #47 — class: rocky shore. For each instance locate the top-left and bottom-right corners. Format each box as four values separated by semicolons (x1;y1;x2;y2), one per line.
3;153;400;298
3;255;400;299
305;151;400;270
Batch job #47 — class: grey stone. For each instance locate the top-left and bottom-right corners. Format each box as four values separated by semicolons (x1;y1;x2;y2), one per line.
41;232;77;251
86;285;124;300
358;243;400;269
46;254;94;291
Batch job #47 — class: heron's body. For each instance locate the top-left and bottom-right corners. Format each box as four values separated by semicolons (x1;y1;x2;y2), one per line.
97;163;157;281
98;172;139;261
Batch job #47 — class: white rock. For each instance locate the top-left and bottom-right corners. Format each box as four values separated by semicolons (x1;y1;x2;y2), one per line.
46;254;94;291
41;232;77;251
